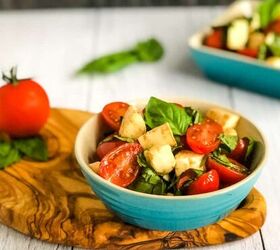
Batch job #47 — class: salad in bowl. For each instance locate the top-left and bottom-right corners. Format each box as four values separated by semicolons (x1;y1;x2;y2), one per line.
89;97;261;196
75;97;265;230
204;0;280;69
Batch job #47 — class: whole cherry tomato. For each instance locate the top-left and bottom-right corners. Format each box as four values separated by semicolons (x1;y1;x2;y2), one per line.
204;29;224;49
0;67;50;138
99;143;142;187
237;48;258;58
206;157;247;185
229;137;249;163
101;102;129;131
186;119;223;154
186;170;220;195
96;140;126;159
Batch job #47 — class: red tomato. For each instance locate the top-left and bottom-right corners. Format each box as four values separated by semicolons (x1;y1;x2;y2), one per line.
237;48;258;58
204;29;224;49
186;119;223;154
266;20;280;34
206;157;247;185
229;137;249;163
96;141;126;159
0;68;50;138
101;102;129;131
186;170;219;195
99;143;142;187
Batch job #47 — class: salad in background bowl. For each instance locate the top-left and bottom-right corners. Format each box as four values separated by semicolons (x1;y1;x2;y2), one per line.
189;0;280;98
204;0;280;67
75;97;266;231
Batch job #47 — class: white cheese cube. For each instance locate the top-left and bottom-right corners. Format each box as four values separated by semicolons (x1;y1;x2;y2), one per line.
223;128;238;136
119;106;146;139
144;145;176;175
138;123;177;150
206;108;240;131
175;150;204;177
227;19;249;50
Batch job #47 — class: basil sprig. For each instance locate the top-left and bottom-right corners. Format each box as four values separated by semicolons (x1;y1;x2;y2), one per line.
144;97;192;135
77;38;164;75
219;134;238;153
129;153;167;195
0;136;48;169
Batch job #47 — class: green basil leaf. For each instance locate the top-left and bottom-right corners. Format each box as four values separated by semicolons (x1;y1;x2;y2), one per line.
258;0;278;28
0;141;21;169
144;97;192;135
0;141;12;157
244;137;256;162
136;38;164;62
219;134;238;153
184;107;203;124
269;35;280;56
13;137;48;161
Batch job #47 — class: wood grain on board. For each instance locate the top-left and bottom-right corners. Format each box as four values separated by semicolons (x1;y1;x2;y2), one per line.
0;108;266;249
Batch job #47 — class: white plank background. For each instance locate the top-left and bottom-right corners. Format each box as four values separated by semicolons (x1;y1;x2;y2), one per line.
0;6;279;250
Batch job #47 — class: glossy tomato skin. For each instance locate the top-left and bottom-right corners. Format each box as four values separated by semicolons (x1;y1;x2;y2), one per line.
186;119;223;154
0;80;50;138
186;170;219;195
206;157;247;185
204;29;224;49
99;143;142;187
237;48;258;58
101;102;129;131
229;137;249;163
96;140;126;160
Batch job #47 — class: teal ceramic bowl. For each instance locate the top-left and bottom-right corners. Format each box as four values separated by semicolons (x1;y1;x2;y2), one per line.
75;99;266;231
189;0;280;99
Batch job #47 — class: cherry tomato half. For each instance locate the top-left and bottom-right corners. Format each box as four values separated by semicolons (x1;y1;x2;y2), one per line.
99;143;142;187
101;102;129;131
206;157;247;185
237;48;258;58
0;68;50;138
266;20;280;34
186;119;223;154
229;137;249;163
186;170;220;195
204;29;224;49
96;141;126;159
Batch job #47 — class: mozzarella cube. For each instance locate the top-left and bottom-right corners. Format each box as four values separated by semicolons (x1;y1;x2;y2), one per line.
175;150;204;177
224;128;238;136
227;19;249;50
144;145;176;175
138;123;177;150
119;106;146;139
206;108;240;130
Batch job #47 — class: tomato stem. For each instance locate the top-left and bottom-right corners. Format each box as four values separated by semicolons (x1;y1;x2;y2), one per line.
2;67;19;85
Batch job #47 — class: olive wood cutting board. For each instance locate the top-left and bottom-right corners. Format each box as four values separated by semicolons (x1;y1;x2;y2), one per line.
0;108;266;249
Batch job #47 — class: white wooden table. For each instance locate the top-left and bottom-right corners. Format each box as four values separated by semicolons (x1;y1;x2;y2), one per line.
0;6;279;250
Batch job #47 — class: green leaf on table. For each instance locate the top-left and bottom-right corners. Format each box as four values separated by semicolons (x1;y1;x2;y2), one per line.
77;38;164;75
136;38;164;62
0;141;21;169
144;97;192;135
13;137;48;161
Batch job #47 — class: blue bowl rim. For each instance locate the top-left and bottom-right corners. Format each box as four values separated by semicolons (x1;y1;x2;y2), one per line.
75;99;268;201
